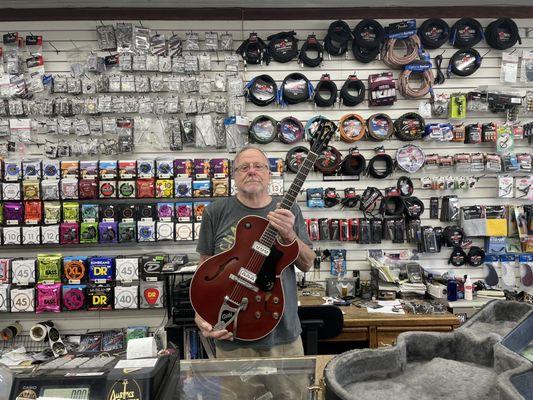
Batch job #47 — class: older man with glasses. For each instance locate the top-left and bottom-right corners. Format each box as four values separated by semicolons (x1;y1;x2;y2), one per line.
193;145;315;398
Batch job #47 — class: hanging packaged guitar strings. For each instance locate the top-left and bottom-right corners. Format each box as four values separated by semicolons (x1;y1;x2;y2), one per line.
185;32;200;51
214;116;226;149
168;34;182;58
167;75;181;92
220;33;233;51
195;114;216;147
134;26;151;55
171;56;185;73
132;54;147;71
96;25;117;50
205;32;219;51
166;96;181;114
199;53;211;71
181;119;195;145
500;51;518;83
183;97;197;114
159;55;171;72
197;98;211;114
212;72;226;92
198;76;212;96
135;75;150;92
150;33;167;56
116;23;133;53
212;96;227;114
146;54;159;71
167;118;183;151
184;54;199;73
521;50;533;83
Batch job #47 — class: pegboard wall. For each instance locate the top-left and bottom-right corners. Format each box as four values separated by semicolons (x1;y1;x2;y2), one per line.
0;17;532;328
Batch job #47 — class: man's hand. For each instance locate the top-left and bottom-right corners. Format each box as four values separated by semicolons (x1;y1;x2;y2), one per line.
194;313;234;341
268;208;297;244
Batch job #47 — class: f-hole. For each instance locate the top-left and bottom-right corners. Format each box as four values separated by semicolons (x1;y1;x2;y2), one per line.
204;256;239;281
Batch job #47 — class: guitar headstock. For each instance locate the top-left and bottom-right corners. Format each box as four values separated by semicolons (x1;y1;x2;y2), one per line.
310;118;337;154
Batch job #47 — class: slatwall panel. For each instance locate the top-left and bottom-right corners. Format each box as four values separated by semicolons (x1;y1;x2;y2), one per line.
0;18;532;329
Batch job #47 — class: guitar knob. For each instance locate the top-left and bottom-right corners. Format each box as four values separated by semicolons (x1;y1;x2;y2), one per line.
245;223;251;229
273;297;279;304
255;311;261;319
273;312;279;319
255;295;262;302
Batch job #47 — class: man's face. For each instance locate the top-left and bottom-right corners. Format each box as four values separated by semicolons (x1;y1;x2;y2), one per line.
234;149;271;196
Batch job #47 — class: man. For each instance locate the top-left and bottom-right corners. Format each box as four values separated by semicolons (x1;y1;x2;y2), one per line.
194;146;315;397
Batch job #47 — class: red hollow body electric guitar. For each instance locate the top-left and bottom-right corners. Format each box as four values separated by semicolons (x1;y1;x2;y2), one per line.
189;119;336;341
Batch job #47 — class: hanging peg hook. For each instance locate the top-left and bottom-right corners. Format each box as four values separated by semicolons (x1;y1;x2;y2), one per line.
49;41;60;54
481;49;491;58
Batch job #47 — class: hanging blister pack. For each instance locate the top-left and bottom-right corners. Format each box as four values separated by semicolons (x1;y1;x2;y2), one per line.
181;119;195;146
519;254;533;288
330;249;347;277
134;26;151;54
219;33;234;51
168;34;182;58
96;25;117;50
185;32;200;51
205;32;219;52
500;254;517;290
214;116;226;149
167;118;183;151
500;51;519;83
483;254;500;287
150;33;167;56
224;116;249;153
195;114;216;147
116;23;133;53
521;50;533;83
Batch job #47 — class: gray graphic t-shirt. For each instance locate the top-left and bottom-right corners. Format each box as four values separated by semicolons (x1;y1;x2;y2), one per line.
196;196;312;350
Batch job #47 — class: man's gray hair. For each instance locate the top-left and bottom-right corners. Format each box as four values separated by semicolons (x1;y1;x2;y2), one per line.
232;145;269;172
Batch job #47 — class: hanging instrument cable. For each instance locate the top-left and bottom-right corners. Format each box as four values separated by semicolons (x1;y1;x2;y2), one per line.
340;76;366;106
397;68;434;99
313;75;338;107
381;34;421;68
434;54;446;85
299;34;324;67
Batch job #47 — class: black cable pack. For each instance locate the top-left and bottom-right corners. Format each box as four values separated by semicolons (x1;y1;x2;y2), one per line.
340;75;366;106
236;33;268;65
447;48;482;78
324;20;352;56
280;72;312;105
380;195;405;217
299;34;324;67
353;19;384;49
450;18;484;48
341;149;366;175
267;30;299;63
418;18;450;49
245;75;277;106
314;74;338;107
367;152;394;179
352;42;381;63
485;18;521;50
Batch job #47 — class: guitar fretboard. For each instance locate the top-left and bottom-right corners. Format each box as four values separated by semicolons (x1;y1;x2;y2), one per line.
259;151;318;247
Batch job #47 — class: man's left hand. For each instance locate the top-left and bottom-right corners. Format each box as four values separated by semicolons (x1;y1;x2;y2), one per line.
268;208;297;244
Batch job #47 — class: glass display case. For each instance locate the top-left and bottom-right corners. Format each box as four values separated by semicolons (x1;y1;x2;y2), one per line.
178;356;317;400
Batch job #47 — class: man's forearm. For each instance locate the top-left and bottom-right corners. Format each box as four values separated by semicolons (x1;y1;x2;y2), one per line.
294;237;315;272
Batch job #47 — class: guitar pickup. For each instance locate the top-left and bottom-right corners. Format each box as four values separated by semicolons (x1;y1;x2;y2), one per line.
252;241;271;256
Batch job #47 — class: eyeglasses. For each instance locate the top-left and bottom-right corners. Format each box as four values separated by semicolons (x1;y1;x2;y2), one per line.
234;163;269;173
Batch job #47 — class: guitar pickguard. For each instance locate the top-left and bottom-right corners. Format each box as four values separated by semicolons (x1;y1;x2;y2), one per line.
255;245;283;292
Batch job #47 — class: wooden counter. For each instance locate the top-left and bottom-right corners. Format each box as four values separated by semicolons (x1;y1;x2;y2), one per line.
299;296;460;348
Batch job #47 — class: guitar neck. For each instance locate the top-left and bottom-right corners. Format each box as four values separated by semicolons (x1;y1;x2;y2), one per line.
260;151;318;247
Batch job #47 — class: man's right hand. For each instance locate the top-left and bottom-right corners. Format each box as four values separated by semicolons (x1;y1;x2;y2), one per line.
194;313;234;341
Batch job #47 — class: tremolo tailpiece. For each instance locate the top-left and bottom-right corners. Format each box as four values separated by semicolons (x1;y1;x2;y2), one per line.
214;296;249;335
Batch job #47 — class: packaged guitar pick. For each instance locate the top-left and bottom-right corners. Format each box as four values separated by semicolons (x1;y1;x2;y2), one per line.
140;281;164;308
36;283;61;313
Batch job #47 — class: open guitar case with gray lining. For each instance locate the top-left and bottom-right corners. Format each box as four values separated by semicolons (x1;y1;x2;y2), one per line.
324;300;533;400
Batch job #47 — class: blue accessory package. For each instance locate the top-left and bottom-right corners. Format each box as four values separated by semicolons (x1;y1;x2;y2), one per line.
89;256;114;282
330;249;347;276
307;188;324;208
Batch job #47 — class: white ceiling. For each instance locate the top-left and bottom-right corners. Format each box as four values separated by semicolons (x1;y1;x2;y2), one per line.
1;0;532;7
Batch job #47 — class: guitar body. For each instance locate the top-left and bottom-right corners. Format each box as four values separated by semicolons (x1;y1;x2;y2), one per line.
190;215;299;341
